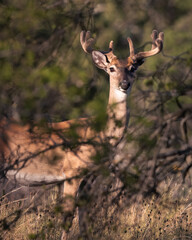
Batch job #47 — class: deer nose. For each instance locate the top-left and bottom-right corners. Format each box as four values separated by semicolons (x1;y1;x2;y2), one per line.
120;80;131;90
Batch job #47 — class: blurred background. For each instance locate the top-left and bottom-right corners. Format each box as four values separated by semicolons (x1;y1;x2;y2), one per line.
0;0;192;239
1;0;191;123
1;0;192;186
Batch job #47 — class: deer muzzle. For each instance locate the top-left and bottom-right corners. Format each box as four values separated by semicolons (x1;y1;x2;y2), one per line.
120;80;131;91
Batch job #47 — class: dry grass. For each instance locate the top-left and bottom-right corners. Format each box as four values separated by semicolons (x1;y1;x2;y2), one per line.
95;181;192;240
0;186;64;240
107;194;192;240
0;181;191;240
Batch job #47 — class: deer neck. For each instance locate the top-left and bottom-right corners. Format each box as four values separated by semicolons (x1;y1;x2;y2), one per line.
106;76;130;144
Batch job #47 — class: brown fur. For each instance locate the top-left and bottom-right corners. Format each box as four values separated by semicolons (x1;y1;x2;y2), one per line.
0;118;97;202
110;56;134;68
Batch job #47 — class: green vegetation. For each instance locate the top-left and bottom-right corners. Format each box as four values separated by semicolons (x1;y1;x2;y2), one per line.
0;0;192;239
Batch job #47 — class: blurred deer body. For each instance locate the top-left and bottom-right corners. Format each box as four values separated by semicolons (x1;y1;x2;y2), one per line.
1;118;95;198
0;30;164;240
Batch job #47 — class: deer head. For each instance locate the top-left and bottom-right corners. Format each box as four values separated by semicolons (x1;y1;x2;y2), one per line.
80;30;164;94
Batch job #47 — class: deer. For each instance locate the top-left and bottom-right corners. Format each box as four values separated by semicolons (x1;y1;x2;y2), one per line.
0;29;164;240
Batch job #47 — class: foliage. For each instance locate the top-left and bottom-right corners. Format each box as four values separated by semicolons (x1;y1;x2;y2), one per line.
0;0;96;122
0;0;192;239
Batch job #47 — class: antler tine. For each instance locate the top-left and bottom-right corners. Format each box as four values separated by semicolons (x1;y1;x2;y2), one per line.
151;30;158;50
132;30;164;61
80;31;95;54
109;40;114;51
127;37;135;58
103;40;117;61
80;30;117;61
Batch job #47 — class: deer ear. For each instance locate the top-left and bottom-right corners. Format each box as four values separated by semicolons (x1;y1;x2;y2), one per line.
92;51;108;71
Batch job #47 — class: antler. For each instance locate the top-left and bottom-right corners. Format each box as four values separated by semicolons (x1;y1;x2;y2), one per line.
80;31;95;54
80;31;117;61
127;30;164;61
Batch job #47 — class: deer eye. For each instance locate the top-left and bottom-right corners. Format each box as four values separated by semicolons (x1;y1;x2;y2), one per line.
109;67;115;72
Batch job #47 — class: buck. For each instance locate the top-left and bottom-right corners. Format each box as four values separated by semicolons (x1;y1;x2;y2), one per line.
0;30;164;239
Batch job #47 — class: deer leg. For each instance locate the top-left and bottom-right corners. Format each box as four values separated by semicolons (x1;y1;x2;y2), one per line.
76;174;98;240
57;181;64;199
61;178;80;240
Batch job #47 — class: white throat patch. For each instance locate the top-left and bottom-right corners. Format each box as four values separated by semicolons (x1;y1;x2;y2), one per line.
114;88;128;102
